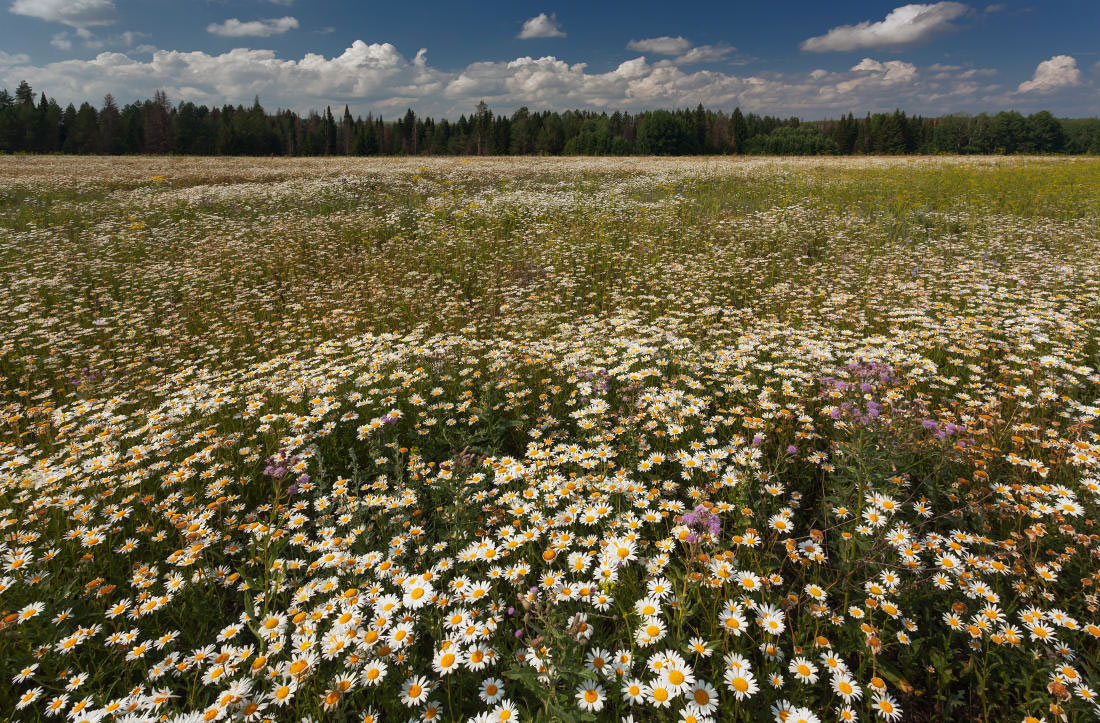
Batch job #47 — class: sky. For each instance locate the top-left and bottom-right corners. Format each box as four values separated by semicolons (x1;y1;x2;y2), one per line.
0;0;1097;118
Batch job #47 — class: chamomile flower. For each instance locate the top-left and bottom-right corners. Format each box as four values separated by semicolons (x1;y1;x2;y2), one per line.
574;682;606;712
479;678;505;704
401;676;431;707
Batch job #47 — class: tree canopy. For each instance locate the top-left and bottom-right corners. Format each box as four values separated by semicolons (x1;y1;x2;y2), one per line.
1;83;1097;156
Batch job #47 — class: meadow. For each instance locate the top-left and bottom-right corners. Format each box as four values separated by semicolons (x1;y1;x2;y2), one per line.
1;154;1098;723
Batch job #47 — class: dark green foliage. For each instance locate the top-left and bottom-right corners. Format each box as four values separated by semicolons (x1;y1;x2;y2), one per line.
745;124;840;155
0;80;1097;156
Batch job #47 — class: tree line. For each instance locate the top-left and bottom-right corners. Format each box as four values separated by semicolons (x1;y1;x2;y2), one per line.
2;81;1098;156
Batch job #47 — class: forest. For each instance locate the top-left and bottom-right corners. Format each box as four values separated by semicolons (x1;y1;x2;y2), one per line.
2;80;1098;156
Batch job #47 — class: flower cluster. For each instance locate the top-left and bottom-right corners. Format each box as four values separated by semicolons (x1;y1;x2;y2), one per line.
1;155;1098;722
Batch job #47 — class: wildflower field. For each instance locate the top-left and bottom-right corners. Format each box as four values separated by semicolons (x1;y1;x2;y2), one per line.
2;155;1100;723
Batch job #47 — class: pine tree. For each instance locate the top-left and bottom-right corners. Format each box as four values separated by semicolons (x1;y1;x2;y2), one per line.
15;80;34;106
730;107;747;154
99;94;121;153
144;89;173;154
324;106;336;154
342;105;353;155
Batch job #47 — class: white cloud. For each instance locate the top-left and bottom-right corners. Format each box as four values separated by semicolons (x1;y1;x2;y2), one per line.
10;0;116;28
801;2;969;52
268;0;295;5
47;27;149;52
1;40;1092;118
835;58;918;93
207;17;299;38
627;36;692;55
676;44;735;65
1016;55;1080;94
518;13;565;39
0;50;30;67
626;37;735;65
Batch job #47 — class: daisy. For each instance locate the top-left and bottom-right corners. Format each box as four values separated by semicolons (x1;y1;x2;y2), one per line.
479;678;505;704
787;706;822;723
575;682;606;712
832;675;862;703
635;617;666;646
18;602;44;623
725;668;758;700
466;644;492;671
269;678;298;707
585;647;613;678
16;687;43;710
606;537;637;564
680;708;713;723
647;680;676;708
720;608;747;636
621;678;646;704
686;637;713;657
820;651;848;675
401;676;431;707
402;579;435;609
389;621;414;649
688;680;719;714
492;699;520;721
647;577;672;599
872;692;903;721
790;657;819;684
432;646;463;676
360;660;387;686
44;693;68;718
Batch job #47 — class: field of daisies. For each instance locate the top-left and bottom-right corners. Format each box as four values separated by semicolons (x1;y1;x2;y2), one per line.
1;155;1099;723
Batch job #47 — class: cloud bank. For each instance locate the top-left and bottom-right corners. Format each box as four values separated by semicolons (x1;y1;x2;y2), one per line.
0;40;1093;118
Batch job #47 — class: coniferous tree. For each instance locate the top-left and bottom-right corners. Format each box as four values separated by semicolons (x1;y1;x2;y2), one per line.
0;80;1092;157
15;80;34;106
97;94;119;153
144;90;173;154
729;107;747;154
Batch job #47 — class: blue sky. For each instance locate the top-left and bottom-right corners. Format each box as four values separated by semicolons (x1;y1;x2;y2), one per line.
1;1;1096;117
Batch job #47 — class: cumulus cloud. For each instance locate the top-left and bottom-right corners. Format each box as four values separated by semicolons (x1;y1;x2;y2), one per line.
835;58;918;94
627;36;692;55
518;13;565;39
207;17;299;38
10;0;116;28
1016;55;1080;94
801;2;969;52
2;40;1088;117
0;42;448;112
626;37;735;65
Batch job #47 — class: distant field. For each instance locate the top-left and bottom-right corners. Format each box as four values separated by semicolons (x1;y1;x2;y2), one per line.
1;156;1098;722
